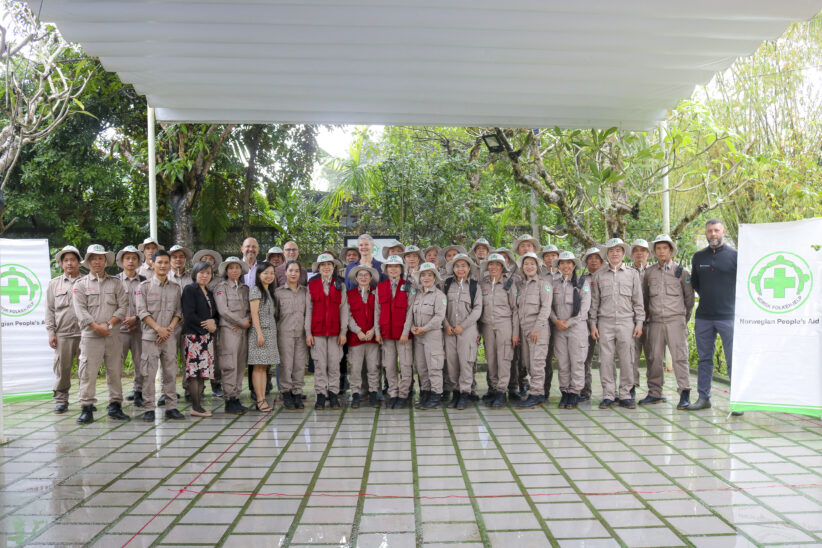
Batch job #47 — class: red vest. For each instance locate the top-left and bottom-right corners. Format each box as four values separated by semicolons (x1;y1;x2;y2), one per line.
347;288;377;346
308;277;343;336
377;278;411;340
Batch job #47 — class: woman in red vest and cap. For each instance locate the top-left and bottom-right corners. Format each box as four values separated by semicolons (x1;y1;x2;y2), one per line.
346;264;380;408
375;255;415;409
305;253;349;410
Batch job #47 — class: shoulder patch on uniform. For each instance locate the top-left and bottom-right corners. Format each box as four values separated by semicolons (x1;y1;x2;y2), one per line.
685;276;691;284
442;298;447;305
135;289;142;295
216;290;223;295
73;287;78;293
411;288;416;295
545;284;551;292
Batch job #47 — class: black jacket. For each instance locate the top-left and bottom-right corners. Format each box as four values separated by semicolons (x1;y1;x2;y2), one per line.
691;244;737;320
181;283;219;335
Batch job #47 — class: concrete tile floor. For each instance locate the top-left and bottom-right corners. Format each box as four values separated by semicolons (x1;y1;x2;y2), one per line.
1;369;821;547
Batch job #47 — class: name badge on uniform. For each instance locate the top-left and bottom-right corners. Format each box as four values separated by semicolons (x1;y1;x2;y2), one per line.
411;288;416;295
545;284;551;292
583;285;590;292
442;298;447;305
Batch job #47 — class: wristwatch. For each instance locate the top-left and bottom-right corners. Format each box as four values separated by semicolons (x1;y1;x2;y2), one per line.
107;323;113;331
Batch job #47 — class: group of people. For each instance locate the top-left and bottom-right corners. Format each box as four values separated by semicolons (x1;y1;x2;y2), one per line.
45;218;738;424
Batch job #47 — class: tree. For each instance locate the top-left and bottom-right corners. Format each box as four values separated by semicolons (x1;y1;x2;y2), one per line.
0;0;95;231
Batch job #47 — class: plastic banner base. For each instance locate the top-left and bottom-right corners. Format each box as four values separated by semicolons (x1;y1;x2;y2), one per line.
730;400;822;419
3;391;51;403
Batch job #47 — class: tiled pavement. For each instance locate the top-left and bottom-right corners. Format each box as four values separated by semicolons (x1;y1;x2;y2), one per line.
1;369;821;547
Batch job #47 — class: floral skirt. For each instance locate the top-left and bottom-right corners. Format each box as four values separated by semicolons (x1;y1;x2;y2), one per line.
185;333;214;379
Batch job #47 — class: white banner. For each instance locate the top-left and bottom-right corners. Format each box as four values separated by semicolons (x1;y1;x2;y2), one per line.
0;238;54;400
731;218;822;417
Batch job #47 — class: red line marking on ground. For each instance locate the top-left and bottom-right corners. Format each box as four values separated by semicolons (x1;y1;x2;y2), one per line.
174;482;822;500
121;406;275;548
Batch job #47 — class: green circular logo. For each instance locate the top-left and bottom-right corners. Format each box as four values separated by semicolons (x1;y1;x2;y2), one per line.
0;264;43;317
747;252;813;314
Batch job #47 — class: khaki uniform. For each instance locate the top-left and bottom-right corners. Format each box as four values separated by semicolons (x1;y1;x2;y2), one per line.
348;288;381;395
304;279;349;397
118;272;144;394
214;280;250;400
73;274;128;406
375;279;415;399
275;285;308;395
170;270;193;393
631;264;652;389
516;276;553;396
545;271;561;391
137;263;155;279
206;276;222;385
45;274;82;405
444;279;482;394
589;265;644;400
411;287;447;394
643;262;695;396
479;276;519;393
550;276;591;395
136;277;182;411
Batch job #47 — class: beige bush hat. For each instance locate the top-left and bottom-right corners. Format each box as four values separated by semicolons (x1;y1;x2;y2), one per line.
442;244;467;258
582;246;605;263
168;244;193;261
381;239;406;259
553;250;582;270
604;237;631;257
402;245;424;263
469;237;492;256
340;246;360;262
516;251;541;271
383;254;406;274
493;247;517;269
423;245;443;266
348;264;380;284
512;234;541;255
445;253;479;279
630;238;650;253
81;244;115;268
312;252;342;273
137;237;164;252
651;234;677;257
266;246;285;262
541;244;561;257
116;245;144;268
480;253;509;275
193;249;223;265
414;262;442;284
218;256;249;278
55;245;81;264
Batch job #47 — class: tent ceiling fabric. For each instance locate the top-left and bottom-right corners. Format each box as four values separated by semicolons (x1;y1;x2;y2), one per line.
37;0;821;129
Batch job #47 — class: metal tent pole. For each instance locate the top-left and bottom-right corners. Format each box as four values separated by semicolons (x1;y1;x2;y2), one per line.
148;106;158;240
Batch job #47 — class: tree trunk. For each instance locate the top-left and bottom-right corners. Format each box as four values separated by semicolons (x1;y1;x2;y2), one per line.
241;126;263;238
170;188;195;248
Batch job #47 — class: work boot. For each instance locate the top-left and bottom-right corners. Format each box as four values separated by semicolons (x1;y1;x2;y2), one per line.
165;409;186;420
142;410;155;422
598;399;615;409
420;392;442;410
283;392;296;410
490;392;506;409
125;391;136;401
315;393;326;410
558;392;568;409
211;382;224;398
689;397;711;411
516;394;546;409
566;393;579;409
482;391;494;404
395;397;408;409
55;404;68;414
731;411;745;417
294;394;305;409
638;395;666;405
456;392;468;410
619;398;637;409
133;391;144;408
368;392;378;407
507;390;522;402
415;391;429;409
446;391;459;409
677;389;691;410
77;406;94;424
518;383;529;400
236;399;248;412
468;391;479;402
630;386;636;400
578;393;591;402
329;392;341;410
351;393;361;409
107;402;130;421
388;397;399;409
226;398;245;414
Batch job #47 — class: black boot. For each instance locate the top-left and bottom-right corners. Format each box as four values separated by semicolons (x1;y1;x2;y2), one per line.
619;398;637;409
558;392;568;409
578;392;591;402
165;409;186;420
490;391;506;409
235;398;248;412
329;392;341;410
133;391;144;408
283;392;296;410
351;393;361;409
516;394;546;409
295;393;305;409
630;386;636;400
456;392;468;410
315;393;326;410
677;390;691;410
368;392;378;407
395;397;408;409
446;391;459;409
420;392;442;410
142;410;155;421
507;390;522;402
481;391;494;404
211;382;224;397
688;397;711;411
157;394;166;406
225;398;245;414
639;394;666;405
415;391;429;409
77;405;94;424
125;391;136;401
107;402;130;421
55;403;68;414
566;393;579;409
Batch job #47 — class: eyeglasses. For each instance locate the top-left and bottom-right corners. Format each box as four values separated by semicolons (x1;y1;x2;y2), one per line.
284;248;298;253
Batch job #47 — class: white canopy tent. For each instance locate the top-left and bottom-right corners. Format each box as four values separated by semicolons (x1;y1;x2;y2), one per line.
30;0;822;238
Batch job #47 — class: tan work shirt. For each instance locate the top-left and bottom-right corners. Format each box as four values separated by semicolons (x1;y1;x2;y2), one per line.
444;278;482;330
73;273;128;338
136;276;182;341
479;276;519;337
118;272;143;334
214;280;250;328
275;285;308;338
589;264;645;329
169;270;193;290
137;263;155;279
643;262;695;323
45;274;81;338
411;286;446;333
516;276;552;331
550;275;591;328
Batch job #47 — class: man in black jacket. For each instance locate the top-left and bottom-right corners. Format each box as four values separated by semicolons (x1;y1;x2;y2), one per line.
689;219;739;412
